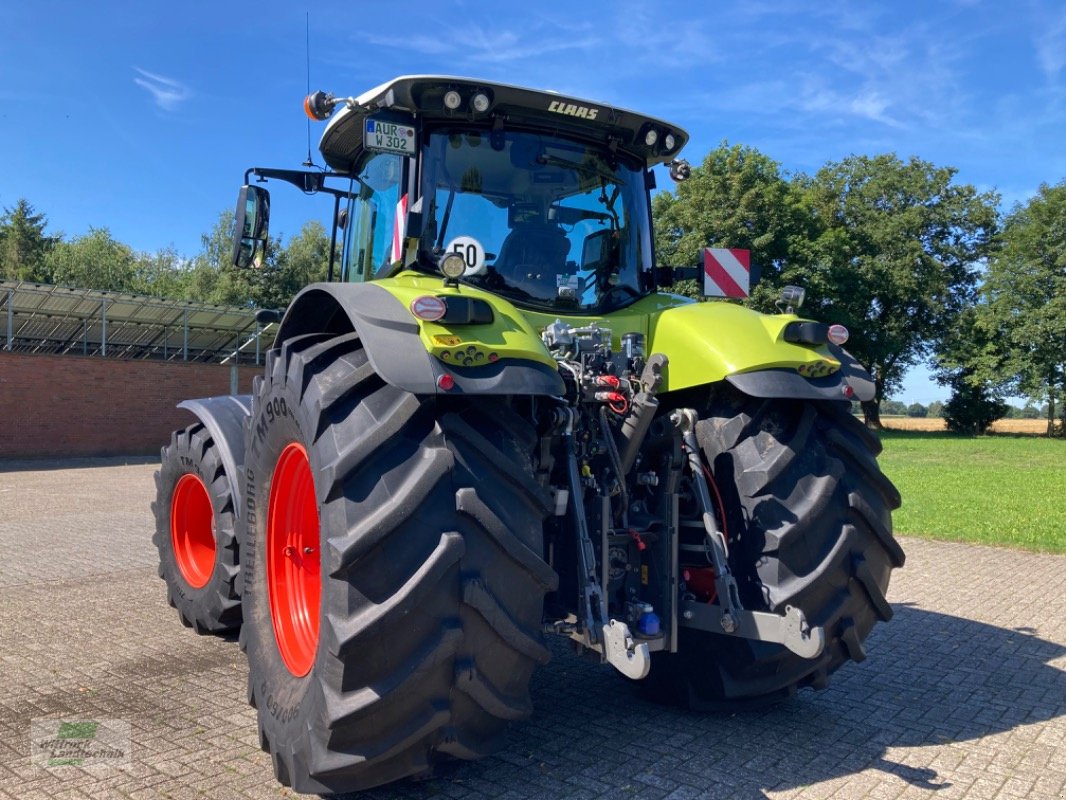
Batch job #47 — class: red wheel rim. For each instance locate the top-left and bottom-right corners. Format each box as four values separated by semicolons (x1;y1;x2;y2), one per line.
267;443;321;677
170;474;216;589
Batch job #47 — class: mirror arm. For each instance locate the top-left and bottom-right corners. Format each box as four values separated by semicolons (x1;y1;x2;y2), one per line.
653;262;761;293
655;266;699;286
245;167;360;201
328;194;341;282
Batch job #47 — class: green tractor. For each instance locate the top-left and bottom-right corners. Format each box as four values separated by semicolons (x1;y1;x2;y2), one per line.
154;76;903;793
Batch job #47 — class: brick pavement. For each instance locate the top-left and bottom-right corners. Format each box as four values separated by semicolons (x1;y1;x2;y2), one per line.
0;459;1063;799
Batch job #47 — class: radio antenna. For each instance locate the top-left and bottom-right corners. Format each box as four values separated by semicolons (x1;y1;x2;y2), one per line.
302;12;319;168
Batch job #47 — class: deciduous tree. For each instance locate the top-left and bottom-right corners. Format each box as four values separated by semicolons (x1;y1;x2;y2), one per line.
977;181;1066;436
942;370;1007;434
652;142;812;304
186;210;280;307
799;155;998;428
133;245;192;300
264;220;332;309
46;228;137;292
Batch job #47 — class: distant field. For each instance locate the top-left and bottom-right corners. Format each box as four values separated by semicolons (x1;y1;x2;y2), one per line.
877;430;1066;553
881;416;1049;434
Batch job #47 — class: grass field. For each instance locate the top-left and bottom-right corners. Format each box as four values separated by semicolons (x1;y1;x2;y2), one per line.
877;430;1066;553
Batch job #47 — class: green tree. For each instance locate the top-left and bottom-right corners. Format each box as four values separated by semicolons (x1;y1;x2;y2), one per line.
1020;404;1042;419
977;181;1066;436
880;398;907;416
0;199;58;282
942;370;1008;434
652;142;811;302
46;228;138;291
907;402;928;418
185;211;331;309
927;400;945;418
186;210;279;306
798;155;998;428
133;245;192;300
266;220;332;309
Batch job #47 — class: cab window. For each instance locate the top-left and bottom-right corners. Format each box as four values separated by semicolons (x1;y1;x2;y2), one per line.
417;128;652;312
342;153;405;282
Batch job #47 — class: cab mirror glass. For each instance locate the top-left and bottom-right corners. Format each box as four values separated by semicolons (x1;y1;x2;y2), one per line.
232;185;270;268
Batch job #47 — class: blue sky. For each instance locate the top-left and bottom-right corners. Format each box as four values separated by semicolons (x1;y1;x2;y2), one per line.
2;0;1064;404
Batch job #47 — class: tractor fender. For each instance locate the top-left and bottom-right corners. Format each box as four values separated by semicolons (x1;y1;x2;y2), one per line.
177;394;252;519
648;301;875;400
273;283;565;396
724;345;875;402
828;344;876;401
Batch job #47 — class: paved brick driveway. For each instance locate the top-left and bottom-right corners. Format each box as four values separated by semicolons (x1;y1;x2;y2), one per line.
0;458;1063;799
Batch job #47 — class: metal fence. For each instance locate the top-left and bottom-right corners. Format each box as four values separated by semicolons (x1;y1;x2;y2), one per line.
0;281;274;365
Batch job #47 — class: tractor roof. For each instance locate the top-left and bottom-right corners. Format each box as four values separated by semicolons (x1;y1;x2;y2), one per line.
319;75;689;173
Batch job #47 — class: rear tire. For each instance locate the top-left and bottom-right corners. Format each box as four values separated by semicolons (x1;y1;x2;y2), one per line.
153;424;242;634
647;388;904;709
239;332;556;794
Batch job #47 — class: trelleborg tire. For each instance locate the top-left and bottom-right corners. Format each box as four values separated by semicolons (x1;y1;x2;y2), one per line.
153;424;242;634
239;332;556;794
648;387;904;710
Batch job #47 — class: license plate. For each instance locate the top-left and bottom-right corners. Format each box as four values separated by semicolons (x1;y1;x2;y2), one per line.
364;119;417;155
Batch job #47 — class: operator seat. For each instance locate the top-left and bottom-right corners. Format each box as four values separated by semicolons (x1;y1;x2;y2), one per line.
494;222;571;298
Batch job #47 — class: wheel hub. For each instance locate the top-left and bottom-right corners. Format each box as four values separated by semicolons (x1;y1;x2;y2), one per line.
267;443;321;677
170;474;216;589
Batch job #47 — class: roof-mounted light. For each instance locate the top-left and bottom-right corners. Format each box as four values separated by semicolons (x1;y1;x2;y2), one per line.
664;132;676;151
443;90;462;110
644;128;659;147
471;92;491;113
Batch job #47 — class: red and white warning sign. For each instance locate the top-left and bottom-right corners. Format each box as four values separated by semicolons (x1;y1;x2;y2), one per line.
703;248;751;298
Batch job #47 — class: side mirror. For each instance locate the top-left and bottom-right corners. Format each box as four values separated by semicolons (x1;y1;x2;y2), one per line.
232;185;270;268
581;229;612;271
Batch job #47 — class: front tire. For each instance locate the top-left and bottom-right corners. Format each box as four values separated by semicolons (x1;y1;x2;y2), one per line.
153;424;242;634
649;388;904;709
239;332;556;794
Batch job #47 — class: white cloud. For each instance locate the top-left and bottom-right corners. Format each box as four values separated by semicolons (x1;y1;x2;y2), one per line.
610;5;720;70
363;33;455;57
133;68;191;111
1034;10;1066;80
364;24;601;66
847;88;904;128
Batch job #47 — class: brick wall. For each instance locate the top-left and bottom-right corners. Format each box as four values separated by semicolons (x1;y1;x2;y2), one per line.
0;352;261;459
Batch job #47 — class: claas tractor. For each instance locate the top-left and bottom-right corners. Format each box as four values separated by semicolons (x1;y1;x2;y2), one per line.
153;75;903;794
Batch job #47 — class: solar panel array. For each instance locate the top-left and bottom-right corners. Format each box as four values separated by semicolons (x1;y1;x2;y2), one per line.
0;281;271;364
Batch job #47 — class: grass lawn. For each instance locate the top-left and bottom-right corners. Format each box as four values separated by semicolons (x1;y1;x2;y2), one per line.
877;431;1066;553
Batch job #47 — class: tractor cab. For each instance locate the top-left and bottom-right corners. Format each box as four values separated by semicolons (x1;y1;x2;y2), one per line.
235;75;690;314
